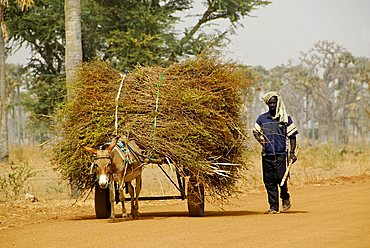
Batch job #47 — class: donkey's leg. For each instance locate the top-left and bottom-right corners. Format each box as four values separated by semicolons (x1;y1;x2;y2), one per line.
119;181;128;221
127;182;135;218
108;182;116;223
133;175;142;218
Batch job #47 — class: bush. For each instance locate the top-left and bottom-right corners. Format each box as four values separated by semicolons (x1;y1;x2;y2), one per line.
0;163;37;201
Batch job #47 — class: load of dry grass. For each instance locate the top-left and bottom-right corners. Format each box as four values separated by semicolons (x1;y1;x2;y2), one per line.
52;55;255;201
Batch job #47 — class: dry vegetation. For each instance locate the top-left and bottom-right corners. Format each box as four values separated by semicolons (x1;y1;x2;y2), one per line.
242;143;370;192
52;56;255;201
1;143;369;230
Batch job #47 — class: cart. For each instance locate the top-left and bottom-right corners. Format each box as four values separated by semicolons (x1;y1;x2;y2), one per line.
94;161;205;219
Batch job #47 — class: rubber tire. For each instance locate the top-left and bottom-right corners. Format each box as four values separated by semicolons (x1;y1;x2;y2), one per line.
187;178;205;217
94;184;111;219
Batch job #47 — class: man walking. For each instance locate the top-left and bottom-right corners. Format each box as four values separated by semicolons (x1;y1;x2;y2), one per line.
253;91;298;214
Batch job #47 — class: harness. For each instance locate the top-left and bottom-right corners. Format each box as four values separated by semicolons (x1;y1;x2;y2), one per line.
91;141;145;190
90;155;110;174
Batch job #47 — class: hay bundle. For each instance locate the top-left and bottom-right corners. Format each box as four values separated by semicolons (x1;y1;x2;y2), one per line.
52;56;254;201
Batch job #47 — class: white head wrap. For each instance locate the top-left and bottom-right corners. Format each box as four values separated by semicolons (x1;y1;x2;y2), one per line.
261;91;288;124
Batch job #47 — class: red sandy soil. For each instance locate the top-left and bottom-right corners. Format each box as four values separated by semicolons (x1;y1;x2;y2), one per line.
1;175;369;248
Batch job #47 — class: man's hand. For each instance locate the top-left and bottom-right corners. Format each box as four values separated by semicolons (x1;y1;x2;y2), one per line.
290;152;297;164
253;131;265;146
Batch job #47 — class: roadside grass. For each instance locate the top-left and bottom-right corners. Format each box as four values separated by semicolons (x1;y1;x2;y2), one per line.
243;143;370;191
1;143;369;202
0;145;69;202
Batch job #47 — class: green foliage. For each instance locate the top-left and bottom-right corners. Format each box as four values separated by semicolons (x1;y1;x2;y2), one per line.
5;0;270;141
21;73;67;143
5;64;25;111
208;0;271;24
6;0;65;74
6;0;272;73
6;0;66;140
81;0;178;70
0;163;37;200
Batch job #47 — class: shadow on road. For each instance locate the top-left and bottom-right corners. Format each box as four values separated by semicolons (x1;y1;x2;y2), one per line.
280;210;308;214
69;209;309;222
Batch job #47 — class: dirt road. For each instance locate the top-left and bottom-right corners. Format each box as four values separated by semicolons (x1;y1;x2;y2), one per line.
1;180;369;248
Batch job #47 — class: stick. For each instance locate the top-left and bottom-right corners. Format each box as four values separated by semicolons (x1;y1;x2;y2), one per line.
280;146;300;186
114;73;127;136
38;136;57;147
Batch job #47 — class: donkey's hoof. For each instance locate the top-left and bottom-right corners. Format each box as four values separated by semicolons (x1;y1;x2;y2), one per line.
131;211;140;219
108;218;116;223
122;215;130;221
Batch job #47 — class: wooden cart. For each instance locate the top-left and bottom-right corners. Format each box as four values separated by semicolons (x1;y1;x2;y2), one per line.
94;162;205;219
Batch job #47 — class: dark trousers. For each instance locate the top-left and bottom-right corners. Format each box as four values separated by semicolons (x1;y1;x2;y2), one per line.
262;154;290;211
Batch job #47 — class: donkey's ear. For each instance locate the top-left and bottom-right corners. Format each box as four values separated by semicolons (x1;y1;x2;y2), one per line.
107;135;120;152
84;146;98;155
122;135;128;144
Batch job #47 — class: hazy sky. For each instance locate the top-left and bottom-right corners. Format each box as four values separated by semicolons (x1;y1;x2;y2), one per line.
7;0;370;69
224;0;370;68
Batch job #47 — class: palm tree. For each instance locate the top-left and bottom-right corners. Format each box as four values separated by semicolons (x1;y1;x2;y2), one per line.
0;0;34;162
65;0;82;101
65;0;82;197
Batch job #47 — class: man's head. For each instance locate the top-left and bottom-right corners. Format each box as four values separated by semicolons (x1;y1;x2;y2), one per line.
267;96;278;114
261;91;288;123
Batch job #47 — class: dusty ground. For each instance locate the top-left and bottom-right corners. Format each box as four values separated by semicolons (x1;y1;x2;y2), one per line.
0;145;369;247
0;175;369;248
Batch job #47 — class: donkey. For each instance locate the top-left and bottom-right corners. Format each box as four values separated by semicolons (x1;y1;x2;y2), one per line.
84;135;144;223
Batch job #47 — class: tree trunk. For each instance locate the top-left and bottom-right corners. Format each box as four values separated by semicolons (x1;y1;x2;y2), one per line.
65;0;82;101
311;99;315;146
16;84;21;146
9;95;14;145
0;6;8;162
65;0;83;197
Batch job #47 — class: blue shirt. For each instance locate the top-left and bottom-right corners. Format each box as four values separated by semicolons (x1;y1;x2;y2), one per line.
253;112;298;155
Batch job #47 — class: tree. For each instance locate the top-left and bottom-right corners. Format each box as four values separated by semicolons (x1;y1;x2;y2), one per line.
65;0;82;100
351;57;370;144
0;1;7;161
250;41;369;145
6;63;26;146
5;0;270;141
170;0;271;61
0;0;34;162
299;41;351;143
6;0;66;142
8;0;270;71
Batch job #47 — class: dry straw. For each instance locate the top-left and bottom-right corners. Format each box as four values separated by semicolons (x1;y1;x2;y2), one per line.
52;55;255;201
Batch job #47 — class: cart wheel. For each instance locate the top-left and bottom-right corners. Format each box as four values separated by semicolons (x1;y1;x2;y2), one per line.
187;178;205;217
94;184;111;219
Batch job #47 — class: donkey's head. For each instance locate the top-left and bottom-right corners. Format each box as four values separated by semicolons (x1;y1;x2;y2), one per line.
84;136;120;189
